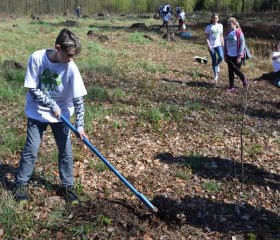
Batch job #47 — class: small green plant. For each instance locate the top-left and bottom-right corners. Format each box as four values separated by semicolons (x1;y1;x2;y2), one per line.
88;159;108;172
190;69;203;80
111;120;126;129
139;60;158;73
175;170;192;180
112;88;125;100
159;104;183;122
182;154;206;171
44;206;66;228
127;32;150;44
185;101;204;111
70;223;97;237
139;107;163;125
98;215;111;226
246;144;262;157
169;105;183;122
246;232;257;240
87;86;110;102
202;181;221;192
138;60;166;74
227;114;243;122
75;180;84;194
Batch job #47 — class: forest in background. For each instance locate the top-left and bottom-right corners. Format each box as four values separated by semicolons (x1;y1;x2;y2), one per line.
0;0;278;16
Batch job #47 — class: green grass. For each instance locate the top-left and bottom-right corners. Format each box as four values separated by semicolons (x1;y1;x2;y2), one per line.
185;101;204;111
0;189;37;237
175;170;192;180
246;144;263;157
79;42;116;75
127;32;151;44
87;85;110;102
0;70;25;102
139;60;166;73
0;117;26;157
182;153;206;171
88;159;108;172
202;181;222;192
139;107;163;125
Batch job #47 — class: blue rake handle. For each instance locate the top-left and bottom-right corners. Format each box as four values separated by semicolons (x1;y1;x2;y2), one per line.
60;115;158;212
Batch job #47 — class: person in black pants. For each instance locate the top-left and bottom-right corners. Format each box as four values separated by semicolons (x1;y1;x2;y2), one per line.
224;17;248;92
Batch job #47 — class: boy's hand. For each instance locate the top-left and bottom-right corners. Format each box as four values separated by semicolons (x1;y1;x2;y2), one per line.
53;108;62;118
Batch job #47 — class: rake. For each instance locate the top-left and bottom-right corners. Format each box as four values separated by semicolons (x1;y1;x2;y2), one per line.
60;115;158;212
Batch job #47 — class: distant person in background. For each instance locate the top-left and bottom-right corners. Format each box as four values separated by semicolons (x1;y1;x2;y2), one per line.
272;42;280;87
163;3;170;17
205;13;224;82
224;17;248;92
176;6;181;16
159;11;172;31
158;5;164;18
76;6;81;17
178;9;186;30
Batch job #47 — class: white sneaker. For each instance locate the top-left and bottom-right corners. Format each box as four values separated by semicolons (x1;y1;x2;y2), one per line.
214;75;219;81
217;66;220;73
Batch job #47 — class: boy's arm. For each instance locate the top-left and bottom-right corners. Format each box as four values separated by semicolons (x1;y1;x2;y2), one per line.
73;96;85;132
29;88;60;114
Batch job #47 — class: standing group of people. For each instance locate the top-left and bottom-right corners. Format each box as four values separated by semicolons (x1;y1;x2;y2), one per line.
158;4;186;32
205;14;249;92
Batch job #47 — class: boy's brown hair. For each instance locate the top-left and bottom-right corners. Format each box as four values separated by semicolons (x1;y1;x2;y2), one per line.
55;28;81;55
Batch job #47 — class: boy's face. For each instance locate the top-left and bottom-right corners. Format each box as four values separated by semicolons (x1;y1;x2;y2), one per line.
55;45;76;63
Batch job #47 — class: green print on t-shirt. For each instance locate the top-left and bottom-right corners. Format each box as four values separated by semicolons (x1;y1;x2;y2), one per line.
212;28;220;38
227;33;236;47
40;69;62;92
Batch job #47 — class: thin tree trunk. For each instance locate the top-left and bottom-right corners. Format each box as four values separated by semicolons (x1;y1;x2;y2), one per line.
242;0;245;13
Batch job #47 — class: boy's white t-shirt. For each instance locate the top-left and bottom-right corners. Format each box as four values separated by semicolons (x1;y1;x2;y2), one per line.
24;49;87;122
205;23;223;48
272;51;280;72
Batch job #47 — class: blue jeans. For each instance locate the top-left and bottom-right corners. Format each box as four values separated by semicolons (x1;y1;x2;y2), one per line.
209;46;224;75
16;118;74;186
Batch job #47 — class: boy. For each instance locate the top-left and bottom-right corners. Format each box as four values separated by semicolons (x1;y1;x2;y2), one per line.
14;28;87;204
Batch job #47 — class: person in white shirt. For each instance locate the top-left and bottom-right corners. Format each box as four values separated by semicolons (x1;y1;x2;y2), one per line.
272;42;280;87
14;29;87;204
205;13;224;81
178;9;185;30
159;11;172;31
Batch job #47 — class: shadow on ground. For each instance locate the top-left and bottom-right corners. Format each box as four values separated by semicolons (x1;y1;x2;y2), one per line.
155;153;279;191
152;194;280;238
